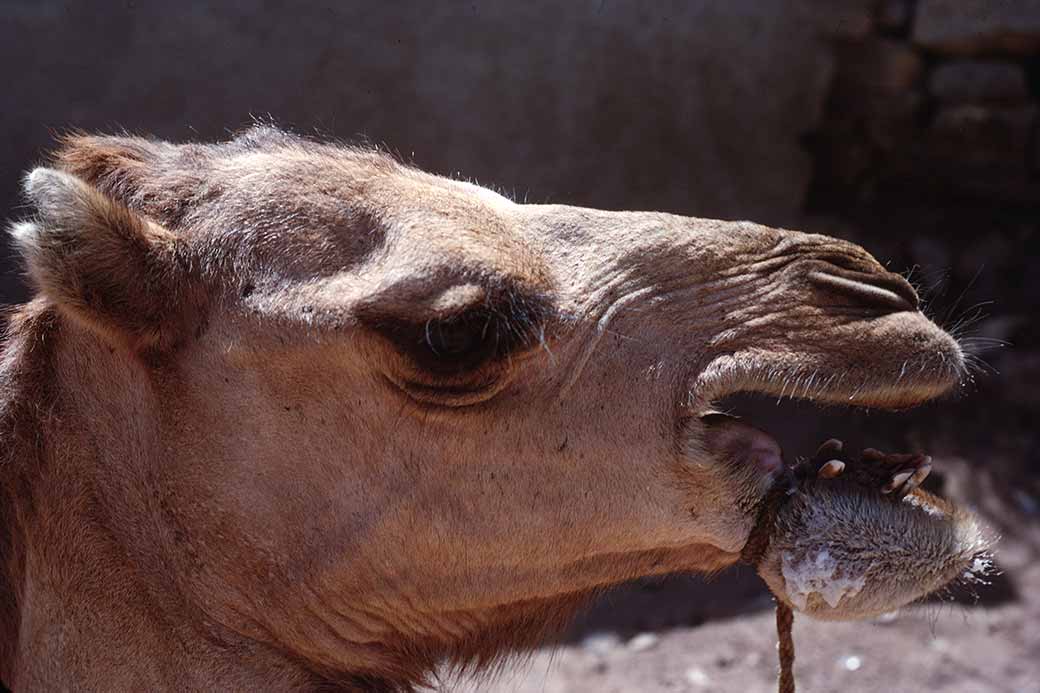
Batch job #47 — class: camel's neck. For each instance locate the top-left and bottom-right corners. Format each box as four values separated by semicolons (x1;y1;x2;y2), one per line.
0;302;58;687
0;306;314;691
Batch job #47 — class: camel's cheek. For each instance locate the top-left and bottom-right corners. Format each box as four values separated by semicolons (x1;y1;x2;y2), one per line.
700;415;786;498
676;464;774;553
747;443;784;476
679;416;787;551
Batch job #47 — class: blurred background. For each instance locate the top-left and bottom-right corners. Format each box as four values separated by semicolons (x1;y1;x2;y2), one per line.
2;1;1037;691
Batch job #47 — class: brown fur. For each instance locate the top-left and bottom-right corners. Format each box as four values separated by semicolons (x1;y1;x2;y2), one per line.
0;128;966;691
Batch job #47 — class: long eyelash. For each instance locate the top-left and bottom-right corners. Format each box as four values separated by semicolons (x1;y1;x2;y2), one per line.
361;276;558;382
423;320;438;354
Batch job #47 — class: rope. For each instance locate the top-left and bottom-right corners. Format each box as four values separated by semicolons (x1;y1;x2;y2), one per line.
739;480;791;566
776;601;796;693
741;468;799;693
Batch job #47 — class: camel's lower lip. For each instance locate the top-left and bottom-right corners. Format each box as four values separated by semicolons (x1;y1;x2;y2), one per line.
699;368;961;421
688;314;967;417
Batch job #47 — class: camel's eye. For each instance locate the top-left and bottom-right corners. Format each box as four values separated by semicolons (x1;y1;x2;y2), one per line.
414;310;500;376
363;285;555;401
375;305;531;379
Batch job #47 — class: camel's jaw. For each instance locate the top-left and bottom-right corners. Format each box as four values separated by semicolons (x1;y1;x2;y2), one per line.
677;306;966;553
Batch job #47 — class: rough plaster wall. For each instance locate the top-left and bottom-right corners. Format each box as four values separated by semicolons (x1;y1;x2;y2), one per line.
0;0;860;300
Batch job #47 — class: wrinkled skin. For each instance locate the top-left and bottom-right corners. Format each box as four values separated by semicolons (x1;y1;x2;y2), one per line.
0;128;964;691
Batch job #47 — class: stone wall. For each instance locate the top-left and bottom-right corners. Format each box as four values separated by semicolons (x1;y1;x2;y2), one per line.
808;0;1040;209
800;0;1039;508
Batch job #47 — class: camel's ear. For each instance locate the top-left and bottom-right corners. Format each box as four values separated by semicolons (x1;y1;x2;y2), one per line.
56;134;163;190
54;134;204;225
12;168;204;351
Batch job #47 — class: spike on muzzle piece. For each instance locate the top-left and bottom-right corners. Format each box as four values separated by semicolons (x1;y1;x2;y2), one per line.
818;460;845;479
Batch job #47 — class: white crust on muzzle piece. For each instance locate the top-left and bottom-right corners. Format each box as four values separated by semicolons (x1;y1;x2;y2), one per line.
757;483;995;621
780;549;868;610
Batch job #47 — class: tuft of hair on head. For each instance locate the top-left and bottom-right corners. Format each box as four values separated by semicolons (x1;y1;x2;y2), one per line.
51;131;172;202
11;167;206;352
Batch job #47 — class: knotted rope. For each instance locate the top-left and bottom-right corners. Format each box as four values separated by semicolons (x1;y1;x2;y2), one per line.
741;470;798;693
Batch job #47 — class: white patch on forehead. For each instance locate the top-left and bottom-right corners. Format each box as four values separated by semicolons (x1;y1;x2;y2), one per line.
426;283;486;314
781;549;868;610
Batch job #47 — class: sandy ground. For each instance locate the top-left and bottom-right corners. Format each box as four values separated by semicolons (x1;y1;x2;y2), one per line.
444;475;1040;693
452;592;1039;693
447;557;1038;692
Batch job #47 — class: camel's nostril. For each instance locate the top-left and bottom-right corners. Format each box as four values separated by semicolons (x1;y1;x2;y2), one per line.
890;274;920;310
808;268;920;313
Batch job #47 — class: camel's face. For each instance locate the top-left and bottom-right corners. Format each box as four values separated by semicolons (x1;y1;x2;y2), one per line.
11;128;964;675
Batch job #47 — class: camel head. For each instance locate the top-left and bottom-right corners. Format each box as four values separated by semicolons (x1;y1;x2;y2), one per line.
2;127;964;689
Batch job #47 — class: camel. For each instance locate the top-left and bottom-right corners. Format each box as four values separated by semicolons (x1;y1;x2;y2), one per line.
0;127;965;691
